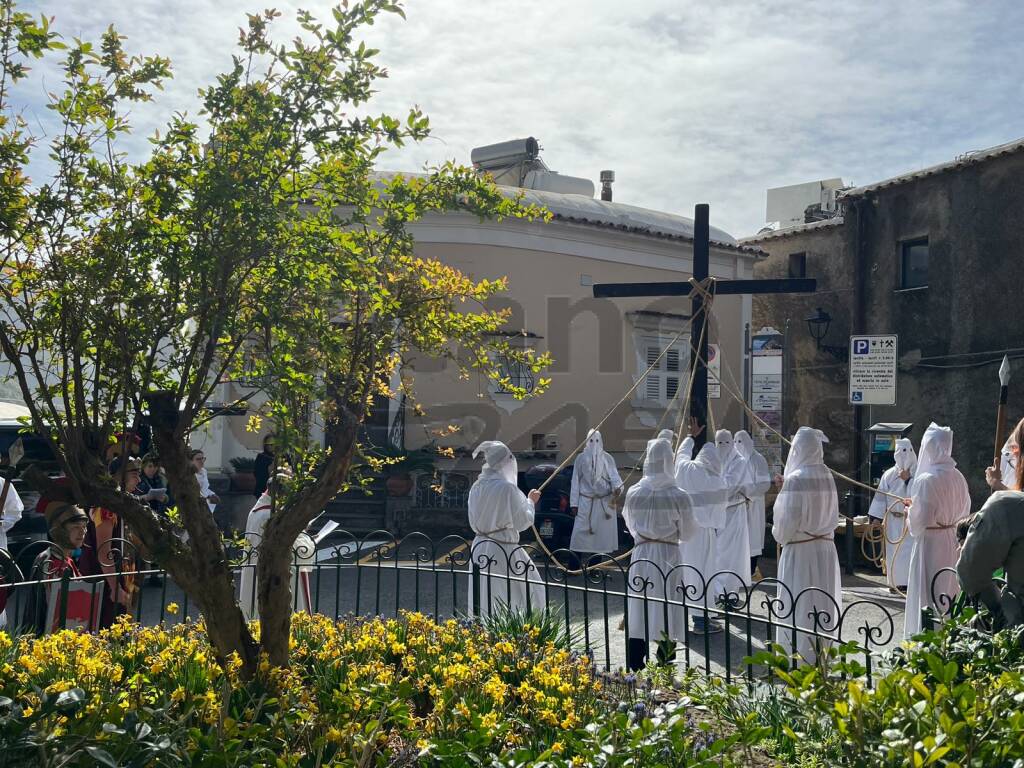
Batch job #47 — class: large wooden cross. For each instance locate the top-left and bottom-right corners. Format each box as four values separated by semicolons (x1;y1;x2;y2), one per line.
593;204;816;450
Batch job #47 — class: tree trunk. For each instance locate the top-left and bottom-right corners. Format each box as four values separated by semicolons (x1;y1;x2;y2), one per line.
257;407;359;666
146;391;260;675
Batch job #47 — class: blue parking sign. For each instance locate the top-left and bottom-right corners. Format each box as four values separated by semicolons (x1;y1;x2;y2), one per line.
853;339;870;355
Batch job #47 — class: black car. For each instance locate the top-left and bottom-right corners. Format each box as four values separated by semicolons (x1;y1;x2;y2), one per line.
517;463;631;568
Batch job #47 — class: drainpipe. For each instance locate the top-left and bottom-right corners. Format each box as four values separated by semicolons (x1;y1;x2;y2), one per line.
852;198;870;512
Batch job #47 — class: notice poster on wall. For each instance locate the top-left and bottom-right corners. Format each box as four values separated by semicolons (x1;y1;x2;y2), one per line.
751;328;784;476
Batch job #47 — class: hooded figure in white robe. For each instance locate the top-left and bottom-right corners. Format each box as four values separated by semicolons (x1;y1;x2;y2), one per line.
0;476;23;628
674;435;695;466
867;438;916;589
623;438;698;653
467;441;544;617
772;427;841;665
713;430;751;601
733;431;772;564
675;442;728;626
569;430;623;554
904;424;971;639
238;484;315;621
1000;437;1018;490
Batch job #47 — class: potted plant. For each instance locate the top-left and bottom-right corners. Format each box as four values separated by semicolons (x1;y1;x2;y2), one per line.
371;446;436;497
229;456;257;493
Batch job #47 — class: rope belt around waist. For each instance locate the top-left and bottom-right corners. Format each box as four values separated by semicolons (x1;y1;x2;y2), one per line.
789;532;835;545
926;523;956;531
580;489;615;501
637;535;679;546
476;527;514;538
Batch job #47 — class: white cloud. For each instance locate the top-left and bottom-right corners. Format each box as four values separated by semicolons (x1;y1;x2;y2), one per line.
19;0;1024;236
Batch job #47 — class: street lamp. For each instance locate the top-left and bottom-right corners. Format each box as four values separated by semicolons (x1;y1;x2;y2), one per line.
805;307;845;359
805;308;832;349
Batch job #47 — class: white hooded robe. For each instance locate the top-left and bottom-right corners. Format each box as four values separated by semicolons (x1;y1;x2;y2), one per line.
623;438;698;642
467;441;544;617
1000;437;1017;490
569;430;623;554
0;477;23;627
675;441;728;620
238;491;315;621
733;431;772;558
772;427;842;665
867;438;916;588
713;430;752;599
904;424;971;639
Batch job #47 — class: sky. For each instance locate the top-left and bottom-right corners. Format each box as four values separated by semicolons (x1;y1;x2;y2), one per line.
16;0;1024;237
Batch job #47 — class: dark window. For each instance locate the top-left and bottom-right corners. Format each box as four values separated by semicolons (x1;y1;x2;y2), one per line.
901;239;929;289
532;433;545;451
788;252;806;279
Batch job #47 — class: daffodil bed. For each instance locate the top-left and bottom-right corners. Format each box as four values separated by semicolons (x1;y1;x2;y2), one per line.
0;611;755;767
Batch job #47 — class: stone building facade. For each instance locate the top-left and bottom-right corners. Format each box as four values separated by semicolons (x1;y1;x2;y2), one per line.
744;138;1024;504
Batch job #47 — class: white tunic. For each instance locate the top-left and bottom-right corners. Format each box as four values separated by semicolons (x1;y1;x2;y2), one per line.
714;431;752;599
0;477;23;552
904;424;971;639
772;427;841;665
867;467;914;588
676;443;728;617
0;477;23;628
569;431;623;554
624;438;698;642
196;467;217;513
733;432;772;556
238;492;315;621
467;446;543;617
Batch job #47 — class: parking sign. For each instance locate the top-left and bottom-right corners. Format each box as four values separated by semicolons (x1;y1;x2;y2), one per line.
848;335;898;406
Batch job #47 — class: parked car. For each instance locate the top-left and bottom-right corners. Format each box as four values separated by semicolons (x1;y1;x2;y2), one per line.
517;463;632;568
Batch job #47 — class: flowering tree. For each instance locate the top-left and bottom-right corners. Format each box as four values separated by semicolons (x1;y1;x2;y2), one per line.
0;0;548;673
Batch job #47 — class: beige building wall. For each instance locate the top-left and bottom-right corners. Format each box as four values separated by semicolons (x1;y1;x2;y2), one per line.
405;213;756;471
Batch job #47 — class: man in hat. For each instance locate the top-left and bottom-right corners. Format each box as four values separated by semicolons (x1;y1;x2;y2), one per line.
21;501;93;634
467;441;544;617
956;491;1024;630
569;430;623;557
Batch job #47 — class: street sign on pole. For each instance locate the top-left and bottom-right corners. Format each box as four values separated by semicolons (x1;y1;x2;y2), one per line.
849;335;898;406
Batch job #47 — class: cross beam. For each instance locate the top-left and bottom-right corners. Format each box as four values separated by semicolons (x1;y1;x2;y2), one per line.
592;277;816;298
592;204;817;451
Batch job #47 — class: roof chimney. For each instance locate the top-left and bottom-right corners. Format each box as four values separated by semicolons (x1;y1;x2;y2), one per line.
600;170;615;202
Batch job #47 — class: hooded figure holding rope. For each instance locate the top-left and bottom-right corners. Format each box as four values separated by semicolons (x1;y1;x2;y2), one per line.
732;430;772;578
904;423;971;640
569;430;623;556
868;437;917;591
713;430;753;605
623;437;698;670
676;439;728;634
772;427;842;665
467;441;544;618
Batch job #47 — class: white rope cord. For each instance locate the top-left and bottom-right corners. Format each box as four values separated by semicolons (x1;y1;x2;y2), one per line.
524;280;716;575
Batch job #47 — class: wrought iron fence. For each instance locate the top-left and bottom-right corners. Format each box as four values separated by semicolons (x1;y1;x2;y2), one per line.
0;532;965;688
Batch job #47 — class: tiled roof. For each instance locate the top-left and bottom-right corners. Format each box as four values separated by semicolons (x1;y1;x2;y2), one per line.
839;137;1024;199
739;217;845;244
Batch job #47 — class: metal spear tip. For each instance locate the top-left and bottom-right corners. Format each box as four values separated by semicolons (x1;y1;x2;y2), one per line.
999;354;1012;386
